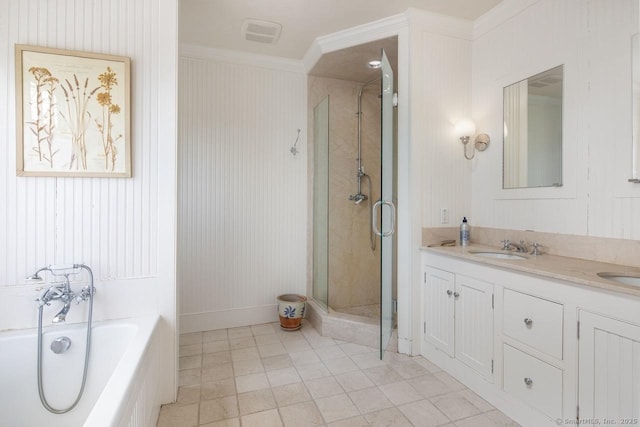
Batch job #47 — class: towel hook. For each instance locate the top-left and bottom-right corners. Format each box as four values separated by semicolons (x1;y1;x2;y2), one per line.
290;129;301;156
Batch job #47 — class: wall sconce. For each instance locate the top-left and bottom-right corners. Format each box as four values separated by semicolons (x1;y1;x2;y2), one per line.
455;119;490;160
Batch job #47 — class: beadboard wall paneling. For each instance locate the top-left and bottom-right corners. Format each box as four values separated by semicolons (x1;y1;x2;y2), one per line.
178;54;307;332
0;0;162;286
471;0;640;239
418;31;473;228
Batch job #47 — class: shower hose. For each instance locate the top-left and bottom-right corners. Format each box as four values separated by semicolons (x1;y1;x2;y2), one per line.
37;265;95;414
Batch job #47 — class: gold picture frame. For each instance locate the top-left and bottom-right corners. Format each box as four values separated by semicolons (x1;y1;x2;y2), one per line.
15;45;131;177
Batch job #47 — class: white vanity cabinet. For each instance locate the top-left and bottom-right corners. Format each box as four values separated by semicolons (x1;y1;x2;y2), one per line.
423;266;494;380
421;249;640;427
578;310;640;424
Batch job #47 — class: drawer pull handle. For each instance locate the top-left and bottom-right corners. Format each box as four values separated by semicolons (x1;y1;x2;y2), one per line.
524;318;533;327
524;377;533;387
446;290;453;296
453;292;460;298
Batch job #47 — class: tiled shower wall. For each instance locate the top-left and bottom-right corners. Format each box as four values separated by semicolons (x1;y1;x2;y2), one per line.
308;75;381;311
178;47;308;332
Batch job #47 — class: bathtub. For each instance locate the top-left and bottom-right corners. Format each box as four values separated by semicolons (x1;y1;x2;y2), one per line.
0;315;162;427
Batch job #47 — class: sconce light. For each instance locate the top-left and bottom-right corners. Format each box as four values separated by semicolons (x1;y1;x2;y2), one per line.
454;119;490;160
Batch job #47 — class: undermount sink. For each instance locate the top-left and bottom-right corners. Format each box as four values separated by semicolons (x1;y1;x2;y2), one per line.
597;272;640;287
469;251;528;260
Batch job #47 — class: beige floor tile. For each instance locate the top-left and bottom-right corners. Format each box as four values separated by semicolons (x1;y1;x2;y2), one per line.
255;334;281;346
350;352;387;370
180;343;203;358
378;380;422;405
327;415;369;427
175;385;200;406
179;368;201;387
157;403;199;427
272;382;312;407
334;370;375;392
279;401;324;426
282;338;312;353
251;323;276;336
228;326;253;339
454;413;506;427
348;386;394;414
389;359;430;379
433;371;466;392
180;332;203;346
296;361;332;381
204;340;230;354
179;355;202;371
484;409;521;426
339;342;375;356
304;376;345;399
323;357;359;375
398;399;449;427
408;373;453;398
237;388;277;415
314;345;347;361
203;329;228;343
363;365;403;386
202;363;233;382
414;355;442;373
230;347;260;362
261;354;293;371
229;336;256;350
232;358;264;376
267;367;302;387
306;335;338;349
199;396;239;424
199;418;240;427
203;351;232;367
201;378;236;400
457;389;495;412
315;393;360;423
240;408;283;427
258;342;287;358
235;372;270;393
430;391;482;420
276;330;305;342
289;349;321;366
364;407;413;427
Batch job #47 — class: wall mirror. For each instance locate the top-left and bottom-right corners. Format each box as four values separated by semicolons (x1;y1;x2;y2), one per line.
503;65;563;189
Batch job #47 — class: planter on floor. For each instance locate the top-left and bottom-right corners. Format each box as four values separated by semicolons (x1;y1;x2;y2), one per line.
276;294;307;331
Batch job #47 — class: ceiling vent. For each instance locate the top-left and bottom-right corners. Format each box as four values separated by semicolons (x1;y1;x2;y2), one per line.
241;19;282;44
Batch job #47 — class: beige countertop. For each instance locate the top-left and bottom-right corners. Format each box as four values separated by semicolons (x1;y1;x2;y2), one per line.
421;243;640;297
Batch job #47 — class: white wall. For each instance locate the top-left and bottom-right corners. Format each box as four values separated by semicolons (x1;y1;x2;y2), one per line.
178;46;307;333
471;0;640;239
0;0;178;403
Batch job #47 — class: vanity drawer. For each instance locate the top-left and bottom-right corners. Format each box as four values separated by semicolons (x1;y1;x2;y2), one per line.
503;344;563;420
503;289;563;359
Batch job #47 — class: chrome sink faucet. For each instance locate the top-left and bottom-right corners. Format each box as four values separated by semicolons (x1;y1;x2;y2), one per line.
501;239;528;253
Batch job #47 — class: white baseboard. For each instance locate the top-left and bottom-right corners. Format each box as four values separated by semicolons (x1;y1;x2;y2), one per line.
180;304;279;333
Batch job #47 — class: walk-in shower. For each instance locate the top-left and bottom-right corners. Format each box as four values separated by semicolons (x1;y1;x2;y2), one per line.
308;36;397;356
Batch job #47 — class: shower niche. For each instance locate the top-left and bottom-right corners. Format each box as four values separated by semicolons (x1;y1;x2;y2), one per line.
309;36;397;357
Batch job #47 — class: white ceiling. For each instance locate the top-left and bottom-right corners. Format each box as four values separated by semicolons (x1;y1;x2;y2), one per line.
179;0;503;60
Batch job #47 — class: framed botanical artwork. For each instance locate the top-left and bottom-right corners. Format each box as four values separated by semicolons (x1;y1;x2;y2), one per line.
15;45;131;177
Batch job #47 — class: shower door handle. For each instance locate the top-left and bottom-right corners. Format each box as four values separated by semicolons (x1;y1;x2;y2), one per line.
372;200;396;237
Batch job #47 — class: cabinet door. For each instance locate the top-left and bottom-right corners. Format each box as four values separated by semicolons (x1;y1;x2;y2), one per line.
424;266;455;357
455;275;494;379
579;311;640;424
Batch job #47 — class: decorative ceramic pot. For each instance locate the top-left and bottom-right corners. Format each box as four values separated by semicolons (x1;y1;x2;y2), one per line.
276;294;307;331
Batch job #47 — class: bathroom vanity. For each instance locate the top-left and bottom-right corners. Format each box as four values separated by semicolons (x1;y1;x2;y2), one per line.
421;245;640;427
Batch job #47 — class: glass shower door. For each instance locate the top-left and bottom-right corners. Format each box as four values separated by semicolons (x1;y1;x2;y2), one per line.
378;50;395;358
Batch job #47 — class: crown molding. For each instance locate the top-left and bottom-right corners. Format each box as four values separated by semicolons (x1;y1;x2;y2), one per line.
180;43;306;74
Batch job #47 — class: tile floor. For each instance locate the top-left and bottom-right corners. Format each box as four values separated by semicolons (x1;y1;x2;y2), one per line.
159;321;520;427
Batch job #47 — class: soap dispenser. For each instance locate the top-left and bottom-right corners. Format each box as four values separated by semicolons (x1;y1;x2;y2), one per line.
460;217;470;246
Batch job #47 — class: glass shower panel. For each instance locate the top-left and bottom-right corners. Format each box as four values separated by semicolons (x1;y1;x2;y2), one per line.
313;96;330;310
379;50;395;358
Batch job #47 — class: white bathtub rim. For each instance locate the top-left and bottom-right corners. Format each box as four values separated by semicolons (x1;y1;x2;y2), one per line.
83;314;160;427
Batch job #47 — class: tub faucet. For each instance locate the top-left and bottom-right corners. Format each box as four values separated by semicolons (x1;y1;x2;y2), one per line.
31;266;94;323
